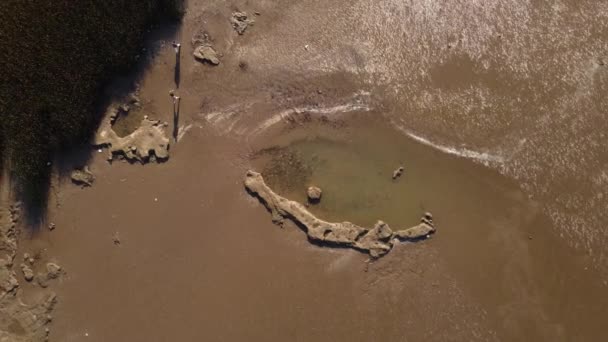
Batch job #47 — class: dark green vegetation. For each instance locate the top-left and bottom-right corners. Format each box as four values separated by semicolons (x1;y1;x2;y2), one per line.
0;0;183;218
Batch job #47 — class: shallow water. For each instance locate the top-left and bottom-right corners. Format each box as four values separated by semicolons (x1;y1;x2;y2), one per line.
252;117;608;341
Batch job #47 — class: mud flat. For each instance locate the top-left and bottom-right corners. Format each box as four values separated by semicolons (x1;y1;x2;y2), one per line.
9;0;608;341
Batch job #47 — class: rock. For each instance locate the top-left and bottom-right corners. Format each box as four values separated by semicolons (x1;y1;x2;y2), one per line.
392;166;404;180
95;112;170;163
48;222;56;230
307;186;322;203
231;12;254;35
112;232;121;245
20;263;34;282
193;45;220;65
36;273;49;288
244;170;436;258
46;263;62;279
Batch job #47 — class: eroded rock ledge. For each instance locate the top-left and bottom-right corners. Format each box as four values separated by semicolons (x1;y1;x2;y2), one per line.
244;170;436;258
94;99;169;163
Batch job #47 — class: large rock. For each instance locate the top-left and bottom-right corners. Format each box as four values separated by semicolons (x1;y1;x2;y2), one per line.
193;45;220;65
244;170;436;258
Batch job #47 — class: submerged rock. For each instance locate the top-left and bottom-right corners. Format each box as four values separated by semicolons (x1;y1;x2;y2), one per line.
392;166;404;180
193;45;220;65
231;12;254;35
70;166;95;187
244;170;436;258
307;186;322;203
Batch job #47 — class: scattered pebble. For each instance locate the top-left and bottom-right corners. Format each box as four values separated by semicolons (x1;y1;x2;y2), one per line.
49;222;56;231
112;232;121;245
392;166;405;180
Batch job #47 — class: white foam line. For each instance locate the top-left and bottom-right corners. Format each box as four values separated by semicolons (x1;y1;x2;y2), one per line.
401;129;504;164
177;124;193;142
253;102;371;134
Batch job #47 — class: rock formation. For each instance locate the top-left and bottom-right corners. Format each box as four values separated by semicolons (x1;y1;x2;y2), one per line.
193;45;220;65
70;166;95;187
0;202;56;341
95;104;170;163
244;170;436;258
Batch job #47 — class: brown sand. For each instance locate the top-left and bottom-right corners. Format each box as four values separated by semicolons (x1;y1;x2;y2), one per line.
9;0;608;341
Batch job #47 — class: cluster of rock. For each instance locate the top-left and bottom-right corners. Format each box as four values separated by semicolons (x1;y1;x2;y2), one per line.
95;100;170;163
244;171;436;258
0;202;57;341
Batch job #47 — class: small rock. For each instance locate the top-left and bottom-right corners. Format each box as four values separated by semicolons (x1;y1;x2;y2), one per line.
392;166;405;180
71;166;95;187
112;232;121;245
20;263;34;282
422;212;434;225
231;12;254;35
49;222;56;231
46;263;62;279
193;45;220;65
307;186;322;203
36;273;49;288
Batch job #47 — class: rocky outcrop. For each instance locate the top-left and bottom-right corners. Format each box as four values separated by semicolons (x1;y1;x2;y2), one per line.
70;166;95;187
193;45;220;65
0;202;56;341
231;12;254;35
244;171;436;258
95;109;170;163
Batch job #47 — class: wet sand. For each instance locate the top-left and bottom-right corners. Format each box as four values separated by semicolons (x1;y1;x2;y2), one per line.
11;0;608;341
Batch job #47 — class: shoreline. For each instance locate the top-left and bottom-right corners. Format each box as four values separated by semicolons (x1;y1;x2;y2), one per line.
3;0;608;340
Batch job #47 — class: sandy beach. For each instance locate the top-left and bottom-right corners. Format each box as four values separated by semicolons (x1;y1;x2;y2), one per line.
2;0;608;341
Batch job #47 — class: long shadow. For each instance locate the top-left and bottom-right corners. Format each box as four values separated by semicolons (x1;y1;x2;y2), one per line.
172;98;180;141
16;18;184;230
174;49;181;88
